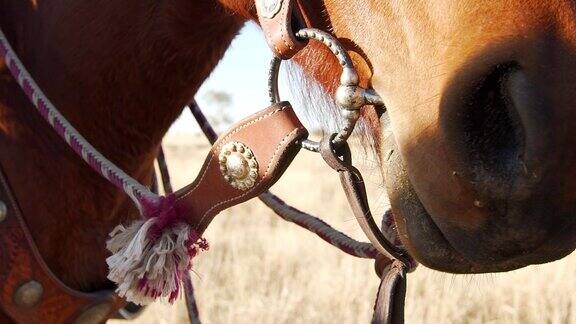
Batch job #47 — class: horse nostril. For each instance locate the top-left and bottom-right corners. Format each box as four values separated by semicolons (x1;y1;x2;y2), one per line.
456;63;526;194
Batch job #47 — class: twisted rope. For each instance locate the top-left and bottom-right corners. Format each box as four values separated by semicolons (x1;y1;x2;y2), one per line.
259;192;379;258
0;29;159;214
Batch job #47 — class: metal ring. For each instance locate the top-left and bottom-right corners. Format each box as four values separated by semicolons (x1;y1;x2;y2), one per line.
268;28;386;152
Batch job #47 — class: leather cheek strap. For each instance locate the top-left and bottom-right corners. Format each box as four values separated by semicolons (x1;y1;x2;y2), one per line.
319;137;409;324
256;0;308;59
372;260;407;324
173;102;308;235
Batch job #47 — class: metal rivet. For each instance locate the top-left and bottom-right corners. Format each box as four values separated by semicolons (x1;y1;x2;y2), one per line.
260;0;282;18
13;281;43;307
74;303;112;324
226;154;249;179
0;201;6;223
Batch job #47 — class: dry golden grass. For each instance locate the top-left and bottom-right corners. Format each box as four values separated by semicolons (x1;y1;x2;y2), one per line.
111;135;576;324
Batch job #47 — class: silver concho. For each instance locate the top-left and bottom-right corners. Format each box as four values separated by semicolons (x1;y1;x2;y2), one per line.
0;200;6;223
13;280;43;307
73;303;112;324
259;0;283;18
219;142;258;191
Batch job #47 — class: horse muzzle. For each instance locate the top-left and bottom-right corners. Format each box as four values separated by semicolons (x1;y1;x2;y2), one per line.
383;43;576;272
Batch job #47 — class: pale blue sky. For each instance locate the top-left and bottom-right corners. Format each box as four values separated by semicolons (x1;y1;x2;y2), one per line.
169;22;274;134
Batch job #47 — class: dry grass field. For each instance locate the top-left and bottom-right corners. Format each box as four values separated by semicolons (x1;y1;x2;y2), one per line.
112;134;576;324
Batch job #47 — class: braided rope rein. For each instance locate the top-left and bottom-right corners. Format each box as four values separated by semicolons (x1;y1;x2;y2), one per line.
0;30;159;213
156;149;202;324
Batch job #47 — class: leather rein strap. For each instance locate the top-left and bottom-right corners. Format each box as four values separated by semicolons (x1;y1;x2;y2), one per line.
319;137;411;324
319;137;410;265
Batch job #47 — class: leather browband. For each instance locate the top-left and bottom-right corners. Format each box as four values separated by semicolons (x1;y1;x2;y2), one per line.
256;0;308;59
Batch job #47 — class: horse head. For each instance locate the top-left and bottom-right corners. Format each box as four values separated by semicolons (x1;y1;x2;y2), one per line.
225;0;576;273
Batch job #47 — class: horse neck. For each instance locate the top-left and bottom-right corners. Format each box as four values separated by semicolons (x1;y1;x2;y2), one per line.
0;0;244;290
6;0;247;161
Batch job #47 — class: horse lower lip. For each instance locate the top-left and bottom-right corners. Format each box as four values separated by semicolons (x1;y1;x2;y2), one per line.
393;165;576;272
382;130;571;274
382;135;475;273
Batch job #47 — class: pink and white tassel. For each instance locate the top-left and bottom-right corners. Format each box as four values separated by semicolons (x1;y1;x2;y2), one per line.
106;195;208;305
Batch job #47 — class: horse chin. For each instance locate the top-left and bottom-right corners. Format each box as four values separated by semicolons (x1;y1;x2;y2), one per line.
381;133;573;274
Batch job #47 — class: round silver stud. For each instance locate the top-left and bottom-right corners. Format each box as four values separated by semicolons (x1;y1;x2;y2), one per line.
13;281;43;307
0;200;6;223
219;142;258;191
226;154;249;179
73;303;112;324
259;0;282;18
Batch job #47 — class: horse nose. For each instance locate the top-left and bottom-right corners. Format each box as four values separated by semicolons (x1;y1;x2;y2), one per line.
444;63;555;202
437;33;576;261
392;12;576;269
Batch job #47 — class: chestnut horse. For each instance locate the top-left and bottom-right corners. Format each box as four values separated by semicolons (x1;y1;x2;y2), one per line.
1;0;576;320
